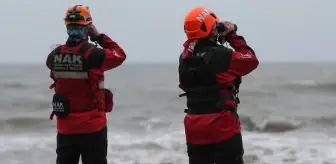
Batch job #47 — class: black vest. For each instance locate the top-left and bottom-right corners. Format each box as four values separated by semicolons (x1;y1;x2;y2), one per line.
51;43;93;80
178;45;241;115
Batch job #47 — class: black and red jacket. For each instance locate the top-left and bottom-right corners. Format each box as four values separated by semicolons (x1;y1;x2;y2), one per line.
46;34;126;134
179;33;259;144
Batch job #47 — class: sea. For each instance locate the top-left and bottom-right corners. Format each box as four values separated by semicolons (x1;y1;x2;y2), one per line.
0;62;335;164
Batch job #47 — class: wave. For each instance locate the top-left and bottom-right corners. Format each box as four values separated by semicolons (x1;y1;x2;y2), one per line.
282;80;336;92
238;90;277;97
3;114;335;134
310;116;336;126
9;100;51;110
1;126;336;164
0;82;28;89
0;114;302;134
127;114;303;135
240;116;303;133
241;114;336;133
0;116;53;133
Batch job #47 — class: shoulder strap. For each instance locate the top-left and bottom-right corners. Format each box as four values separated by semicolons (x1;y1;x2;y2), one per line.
202;48;216;64
53;45;62;54
78;42;93;55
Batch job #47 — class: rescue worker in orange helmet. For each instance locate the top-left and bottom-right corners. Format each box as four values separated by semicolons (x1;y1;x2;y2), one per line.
179;7;259;164
46;5;126;164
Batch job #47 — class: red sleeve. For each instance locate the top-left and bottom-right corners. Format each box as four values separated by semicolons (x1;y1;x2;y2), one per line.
226;33;259;77
96;34;126;71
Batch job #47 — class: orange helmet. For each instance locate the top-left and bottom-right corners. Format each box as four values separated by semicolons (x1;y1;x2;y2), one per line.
64;5;92;25
184;7;219;39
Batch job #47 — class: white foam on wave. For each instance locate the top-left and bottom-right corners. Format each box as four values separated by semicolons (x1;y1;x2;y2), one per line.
0;130;335;164
288;80;318;86
244;132;336;164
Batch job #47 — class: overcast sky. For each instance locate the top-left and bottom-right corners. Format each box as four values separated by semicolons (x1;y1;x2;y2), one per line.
0;0;335;63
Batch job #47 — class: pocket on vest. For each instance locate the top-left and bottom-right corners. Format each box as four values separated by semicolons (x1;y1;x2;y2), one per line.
52;93;70;117
95;89;114;112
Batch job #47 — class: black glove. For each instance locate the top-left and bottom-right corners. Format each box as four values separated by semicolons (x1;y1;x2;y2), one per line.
217;21;237;44
88;24;101;42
